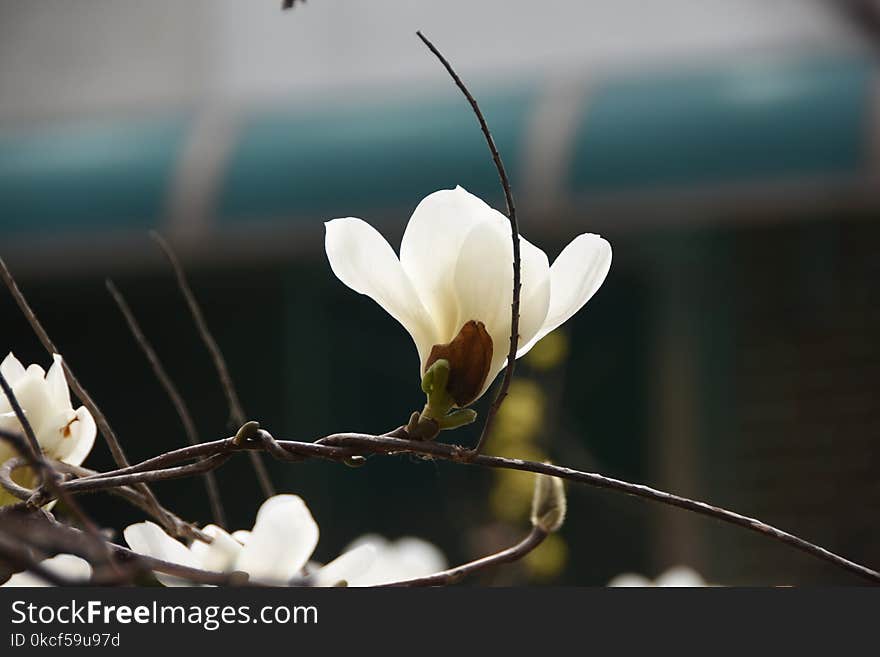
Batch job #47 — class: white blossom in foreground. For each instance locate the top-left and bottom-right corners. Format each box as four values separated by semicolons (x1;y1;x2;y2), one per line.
340;535;447;586
325;186;611;408
608;566;707;587
0;353;96;506
2;554;92;587
124;494;375;586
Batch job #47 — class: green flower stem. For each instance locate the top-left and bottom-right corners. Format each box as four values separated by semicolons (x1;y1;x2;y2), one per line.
410;359;478;439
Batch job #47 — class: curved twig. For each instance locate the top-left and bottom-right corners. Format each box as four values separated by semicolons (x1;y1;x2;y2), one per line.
150;232;275;498
416;31;521;456
0;257;182;538
383;526;548;587
15;428;880;584
106;279;227;527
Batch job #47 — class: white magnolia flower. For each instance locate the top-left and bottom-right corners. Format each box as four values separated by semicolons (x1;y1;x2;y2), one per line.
124;494;375;587
341;534;447;586
0;352;96;506
2;554;92;587
608;565;707;587
326;186;611;407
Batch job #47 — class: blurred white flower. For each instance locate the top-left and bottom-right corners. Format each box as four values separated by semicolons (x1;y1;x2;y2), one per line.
124;494;375;587
2;554;92;587
325;186;611;406
0;352;96;506
341;534;447;586
608;565;707;587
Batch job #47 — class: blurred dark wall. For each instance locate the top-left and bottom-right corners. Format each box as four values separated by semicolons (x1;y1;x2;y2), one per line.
4;208;878;584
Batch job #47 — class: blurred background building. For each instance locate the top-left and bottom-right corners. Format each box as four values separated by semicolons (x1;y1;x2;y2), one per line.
1;0;879;584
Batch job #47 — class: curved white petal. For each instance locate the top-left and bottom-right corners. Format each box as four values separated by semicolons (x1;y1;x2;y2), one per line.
518;238;552;343
189;525;243;573
325;217;436;364
33;410;75;460
450;221;550;397
655;566;706;587
3;554;92;587
0;354;96;508
405;196;551;398
450;220;513;381
518;234;612;356
6;371;55;449
55;407;96;466
399;186;499;338
231;530;251;544
344;535;447;586
236;494;319;583
607;573;653;587
344;533;388;553
124;521;197;587
311;544;376;587
389;538;448;578
0;353;26;388
45;354;71;410
24;364;46;380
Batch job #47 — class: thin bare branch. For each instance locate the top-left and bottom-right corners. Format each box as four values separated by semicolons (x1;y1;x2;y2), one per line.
0;536;83;586
0;460;210;544
65;455;231;494
416;31;521;456
106;279;227;527
383;526;547;587
0;257;182;538
0;385;116;571
20;427;879;584
149;232;275;497
0;513;241;586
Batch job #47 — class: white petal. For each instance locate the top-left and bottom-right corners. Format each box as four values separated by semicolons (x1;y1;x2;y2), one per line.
344;535;446;586
478;234;551;396
44;554;93;580
607;573;654;587
54;407;96;466
655;566;706;587
3;554;92;587
2;572;50;587
518;234;611;356
0;411;20;435
451;220;513;380
231;530;251;544
235;494;319;583
0;353;26;387
399;186;499;339
392;537;448;574
4;371;56;452
325;217;437;364
344;533;388;553
189;525;243;573
45;354;72;410
517;238;552;346
123;521;198;587
450;221;553;399
312;544;376;587
427;207;551;399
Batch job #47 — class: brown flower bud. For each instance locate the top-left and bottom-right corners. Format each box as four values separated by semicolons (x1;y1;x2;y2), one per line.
425;320;493;407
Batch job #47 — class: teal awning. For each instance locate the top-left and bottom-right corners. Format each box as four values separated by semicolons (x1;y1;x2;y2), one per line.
1;52;875;241
0;116;188;236
570;55;872;192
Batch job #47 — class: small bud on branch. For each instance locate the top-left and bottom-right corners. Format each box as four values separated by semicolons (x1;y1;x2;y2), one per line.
531;472;567;534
